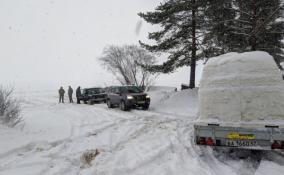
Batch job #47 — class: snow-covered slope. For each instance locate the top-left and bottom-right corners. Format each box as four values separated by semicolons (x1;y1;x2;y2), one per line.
149;87;198;118
0;86;284;175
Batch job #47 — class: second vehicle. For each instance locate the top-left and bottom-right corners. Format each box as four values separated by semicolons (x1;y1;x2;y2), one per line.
105;86;150;111
78;87;107;104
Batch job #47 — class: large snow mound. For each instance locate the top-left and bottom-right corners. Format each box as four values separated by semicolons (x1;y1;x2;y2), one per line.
149;87;198;118
199;51;284;123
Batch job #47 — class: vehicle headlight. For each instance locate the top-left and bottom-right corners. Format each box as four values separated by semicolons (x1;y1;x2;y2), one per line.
146;95;150;99
127;95;134;100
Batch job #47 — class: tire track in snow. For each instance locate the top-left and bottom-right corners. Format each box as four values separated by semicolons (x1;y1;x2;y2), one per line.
92;117;186;174
36;105;161;175
4;93;284;175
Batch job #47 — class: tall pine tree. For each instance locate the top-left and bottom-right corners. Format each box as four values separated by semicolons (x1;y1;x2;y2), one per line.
230;0;284;65
202;0;236;57
138;0;207;88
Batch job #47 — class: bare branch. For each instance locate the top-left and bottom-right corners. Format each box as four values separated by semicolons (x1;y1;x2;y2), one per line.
99;45;157;88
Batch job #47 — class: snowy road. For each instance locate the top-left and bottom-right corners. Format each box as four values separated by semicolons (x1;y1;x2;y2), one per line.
0;89;284;175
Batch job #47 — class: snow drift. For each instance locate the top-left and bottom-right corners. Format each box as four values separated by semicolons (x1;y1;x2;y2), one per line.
149;87;198;118
199;51;284;123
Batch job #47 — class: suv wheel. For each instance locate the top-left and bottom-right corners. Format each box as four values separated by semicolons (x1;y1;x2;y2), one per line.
142;104;149;110
120;101;129;111
107;99;113;108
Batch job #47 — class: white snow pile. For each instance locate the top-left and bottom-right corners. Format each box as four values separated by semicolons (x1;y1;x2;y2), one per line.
199;51;284;123
148;86;198;118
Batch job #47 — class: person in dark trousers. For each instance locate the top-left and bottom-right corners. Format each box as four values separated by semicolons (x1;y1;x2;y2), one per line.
59;86;65;103
76;86;81;104
68;86;73;103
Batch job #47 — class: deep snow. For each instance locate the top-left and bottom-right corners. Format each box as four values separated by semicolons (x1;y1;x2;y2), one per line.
0;86;284;175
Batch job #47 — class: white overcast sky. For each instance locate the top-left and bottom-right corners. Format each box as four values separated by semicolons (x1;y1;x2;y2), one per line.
0;0;201;91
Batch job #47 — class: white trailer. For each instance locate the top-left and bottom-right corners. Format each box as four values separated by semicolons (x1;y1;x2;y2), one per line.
194;51;284;150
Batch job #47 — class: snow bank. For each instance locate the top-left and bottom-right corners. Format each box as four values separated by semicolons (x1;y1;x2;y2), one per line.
149;87;198;118
147;86;176;106
199;51;284;123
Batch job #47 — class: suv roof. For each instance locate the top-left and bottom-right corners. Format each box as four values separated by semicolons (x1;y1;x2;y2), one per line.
83;87;105;94
84;87;103;89
106;86;144;93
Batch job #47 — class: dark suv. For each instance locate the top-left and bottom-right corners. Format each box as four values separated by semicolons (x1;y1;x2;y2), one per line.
105;86;150;111
78;87;106;104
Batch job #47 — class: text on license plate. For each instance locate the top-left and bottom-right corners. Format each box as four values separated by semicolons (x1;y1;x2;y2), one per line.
226;140;257;147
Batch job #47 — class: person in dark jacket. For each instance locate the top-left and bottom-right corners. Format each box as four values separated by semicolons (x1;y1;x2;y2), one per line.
59;86;65;103
76;86;81;104
68;86;73;103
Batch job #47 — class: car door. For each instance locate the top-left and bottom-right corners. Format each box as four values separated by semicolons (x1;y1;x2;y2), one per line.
82;89;87;100
107;87;114;101
108;87;118;104
111;87;121;105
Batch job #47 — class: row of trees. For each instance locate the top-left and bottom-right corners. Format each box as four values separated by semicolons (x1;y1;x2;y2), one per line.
138;0;284;88
99;0;283;89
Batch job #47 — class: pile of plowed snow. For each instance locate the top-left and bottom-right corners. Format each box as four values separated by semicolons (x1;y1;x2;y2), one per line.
199;51;284;123
148;86;198;118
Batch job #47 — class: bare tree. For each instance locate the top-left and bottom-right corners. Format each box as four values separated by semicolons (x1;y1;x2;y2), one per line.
99;45;157;88
0;86;22;127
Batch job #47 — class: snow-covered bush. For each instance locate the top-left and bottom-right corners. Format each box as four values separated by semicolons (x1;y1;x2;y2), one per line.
0;86;21;127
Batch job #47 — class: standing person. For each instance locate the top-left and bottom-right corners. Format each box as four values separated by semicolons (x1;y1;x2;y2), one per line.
76;86;81;104
59;86;65;103
68;86;74;103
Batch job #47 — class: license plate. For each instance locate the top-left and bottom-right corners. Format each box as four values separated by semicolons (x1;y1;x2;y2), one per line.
226;140;257;147
227;132;255;140
137;101;145;104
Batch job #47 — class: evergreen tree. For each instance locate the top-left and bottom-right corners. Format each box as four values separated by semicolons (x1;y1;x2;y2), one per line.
138;0;207;88
202;0;236;57
230;0;284;65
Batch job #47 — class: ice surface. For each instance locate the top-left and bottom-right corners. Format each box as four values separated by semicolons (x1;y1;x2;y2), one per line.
199;51;284;123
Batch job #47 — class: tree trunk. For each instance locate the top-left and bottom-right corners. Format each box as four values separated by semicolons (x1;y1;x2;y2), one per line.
189;0;196;89
251;0;257;51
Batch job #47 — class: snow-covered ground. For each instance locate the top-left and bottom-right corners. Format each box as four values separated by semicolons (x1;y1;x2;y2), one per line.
0;87;284;175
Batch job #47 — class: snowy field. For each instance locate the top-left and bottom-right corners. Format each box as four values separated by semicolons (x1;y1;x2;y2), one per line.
0;87;284;175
